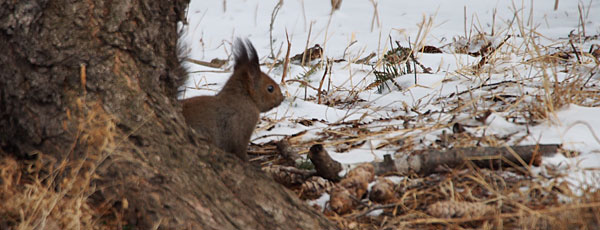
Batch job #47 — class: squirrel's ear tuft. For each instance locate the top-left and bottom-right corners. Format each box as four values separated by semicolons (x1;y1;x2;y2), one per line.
245;38;260;70
233;38;260;72
233;38;249;70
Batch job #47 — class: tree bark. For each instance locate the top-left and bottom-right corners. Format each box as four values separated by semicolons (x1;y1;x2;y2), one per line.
0;0;336;229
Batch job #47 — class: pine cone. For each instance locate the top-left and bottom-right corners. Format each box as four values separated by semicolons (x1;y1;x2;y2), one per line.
368;178;396;203
329;187;355;215
301;176;335;200
346;163;374;183
427;201;494;218
262;165;314;186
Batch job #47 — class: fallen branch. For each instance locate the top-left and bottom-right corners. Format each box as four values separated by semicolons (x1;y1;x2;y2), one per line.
186;58;228;69
373;144;560;176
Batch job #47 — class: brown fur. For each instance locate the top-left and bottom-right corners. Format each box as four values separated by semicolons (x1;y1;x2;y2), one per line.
181;39;284;161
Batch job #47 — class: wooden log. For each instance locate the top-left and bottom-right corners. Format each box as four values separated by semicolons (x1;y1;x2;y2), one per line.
374;144;560;176
309;144;343;182
276;140;301;166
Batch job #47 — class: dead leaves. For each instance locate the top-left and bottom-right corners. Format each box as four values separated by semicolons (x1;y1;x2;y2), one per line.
291;44;323;65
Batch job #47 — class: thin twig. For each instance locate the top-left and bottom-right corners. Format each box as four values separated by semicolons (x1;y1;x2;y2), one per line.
369;0;380;32
317;60;330;104
301;22;313;66
578;4;586;37
269;0;283;59
281;30;291;83
408;37;418;84
569;38;582;64
285;79;319;91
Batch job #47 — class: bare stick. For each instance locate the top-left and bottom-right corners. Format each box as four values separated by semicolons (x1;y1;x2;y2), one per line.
80;63;86;92
301;22;313;66
369;0;380;32
408;37;418;84
317;60;329;104
582;63;598;88
284;79;319;91
186;58;227;69
569;39;582;64
281;30;292;83
269;0;283;59
330;0;342;12
491;8;497;36
342;40;357;60
464;6;467;38
578;4;586;37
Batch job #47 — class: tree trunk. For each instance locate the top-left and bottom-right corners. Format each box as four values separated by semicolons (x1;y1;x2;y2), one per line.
0;0;335;229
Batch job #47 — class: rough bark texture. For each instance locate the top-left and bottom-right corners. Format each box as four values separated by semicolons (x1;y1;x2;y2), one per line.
0;0;336;229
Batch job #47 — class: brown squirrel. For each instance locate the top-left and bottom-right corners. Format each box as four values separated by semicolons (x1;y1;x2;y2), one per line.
181;39;284;161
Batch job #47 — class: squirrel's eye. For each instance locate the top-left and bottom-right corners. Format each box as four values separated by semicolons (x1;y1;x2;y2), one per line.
267;85;274;93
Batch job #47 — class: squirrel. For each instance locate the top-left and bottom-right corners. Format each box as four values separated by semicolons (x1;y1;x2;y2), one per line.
181;38;284;161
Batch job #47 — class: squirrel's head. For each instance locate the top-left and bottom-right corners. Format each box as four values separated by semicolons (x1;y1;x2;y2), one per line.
230;38;284;112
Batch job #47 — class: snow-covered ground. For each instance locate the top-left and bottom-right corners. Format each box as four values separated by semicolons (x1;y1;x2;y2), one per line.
179;0;600;195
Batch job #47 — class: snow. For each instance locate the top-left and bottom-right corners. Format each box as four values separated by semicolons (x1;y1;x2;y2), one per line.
179;0;600;199
529;104;600;150
307;193;330;212
529;104;600;195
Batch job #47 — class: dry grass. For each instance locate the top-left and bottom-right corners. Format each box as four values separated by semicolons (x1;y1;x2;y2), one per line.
247;3;600;230
3;2;599;229
0;88;119;229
